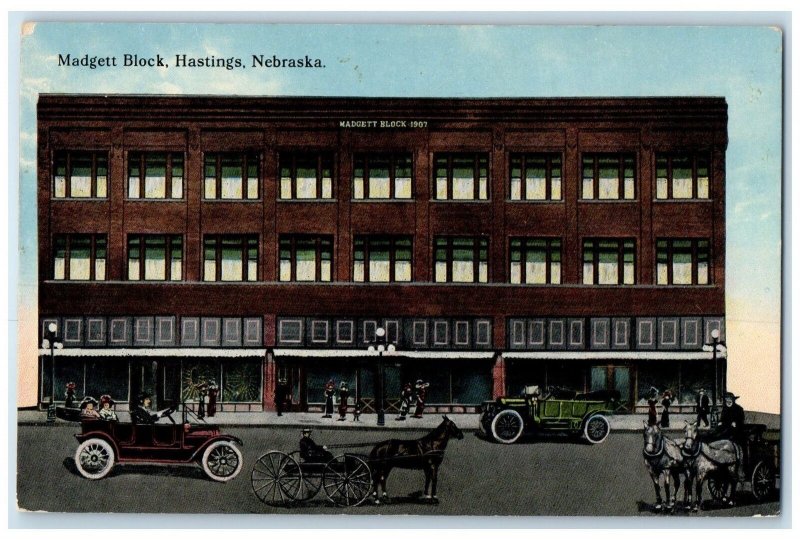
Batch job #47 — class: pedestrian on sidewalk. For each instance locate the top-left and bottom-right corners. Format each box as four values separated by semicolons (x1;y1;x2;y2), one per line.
647;387;658;426
395;382;413;421
696;388;710;427
207;379;218;417
660;390;673;428
64;382;77;408
412;379;429;419
275;377;290;416
337;381;349;421
322;379;335;418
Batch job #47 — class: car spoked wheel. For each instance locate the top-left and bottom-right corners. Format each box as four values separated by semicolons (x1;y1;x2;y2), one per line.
201;441;243;482
490;409;524;444
583;415;610;444
75;438;115;479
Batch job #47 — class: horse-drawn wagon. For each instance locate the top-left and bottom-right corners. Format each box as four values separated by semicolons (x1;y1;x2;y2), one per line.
699;423;780;504
250;416;464;507
479;386;619;444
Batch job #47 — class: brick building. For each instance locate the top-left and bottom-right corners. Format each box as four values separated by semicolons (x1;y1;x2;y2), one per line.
37;95;727;413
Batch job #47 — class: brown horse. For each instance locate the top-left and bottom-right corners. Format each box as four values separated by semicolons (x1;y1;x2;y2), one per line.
369;415;464;503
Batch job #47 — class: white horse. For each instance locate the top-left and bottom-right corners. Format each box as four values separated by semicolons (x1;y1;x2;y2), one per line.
642;422;688;511
682;421;741;509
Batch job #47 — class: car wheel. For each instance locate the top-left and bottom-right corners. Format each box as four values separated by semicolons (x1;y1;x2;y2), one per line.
583;415;610;444
202;441;243;482
75;438;115;480
490;409;525;444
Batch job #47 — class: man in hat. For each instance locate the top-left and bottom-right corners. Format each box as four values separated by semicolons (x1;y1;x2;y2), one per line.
80;396;101;419
337;381;349;421
322;380;335;418
98;395;118;421
275;377;290;416
412;379;430;419
715;391;745;443
130;392;171;425
299;428;334;463
206;379;219;417
696;388;710;427
395;382;413;421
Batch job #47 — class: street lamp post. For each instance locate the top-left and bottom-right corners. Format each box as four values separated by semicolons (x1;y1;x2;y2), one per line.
41;322;63;424
368;327;396;427
704;328;726;428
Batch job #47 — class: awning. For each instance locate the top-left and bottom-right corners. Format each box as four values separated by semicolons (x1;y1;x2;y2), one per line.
502;350;726;361
38;348;267;358
273;348;496;359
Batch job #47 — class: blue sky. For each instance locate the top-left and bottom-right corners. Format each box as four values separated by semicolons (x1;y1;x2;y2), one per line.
16;24;783;411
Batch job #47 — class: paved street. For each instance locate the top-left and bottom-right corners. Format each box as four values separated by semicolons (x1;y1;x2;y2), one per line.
16;423;780;517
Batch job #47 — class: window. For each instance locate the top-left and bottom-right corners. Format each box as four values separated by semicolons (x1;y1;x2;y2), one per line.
581;155;636;200
509;154;562;201
53;234;107;280
656;155;710;199
204;153;259;200
203;235;258;282
128;152;184;199
510;238;561;284
353;154;413;199
279;153;334;199
128;235;183;281
279;236;333;282
582;239;635;285
434;237;488;283
53;151;108;198
656;239;710;285
353;236;412;282
434;153;489;200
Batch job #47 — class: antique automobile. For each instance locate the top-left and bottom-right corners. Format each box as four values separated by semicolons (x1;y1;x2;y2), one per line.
58;403;243;481
479;385;619;444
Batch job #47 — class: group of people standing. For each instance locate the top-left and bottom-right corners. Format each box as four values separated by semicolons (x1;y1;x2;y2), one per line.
273;377;431;421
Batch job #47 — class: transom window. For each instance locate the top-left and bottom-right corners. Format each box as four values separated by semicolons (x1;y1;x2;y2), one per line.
53;234;107;281
128;153;184;199
204;153;259;200
434;237;488;283
509;154;562;201
581;154;636;200
656;155;710;199
279;153;334;200
279;236;333;282
434;153;489;200
128;235;183;281
582;239;635;285
353;154;413;199
656;239;710;285
509;238;562;284
353;236;412;282
203;235;258;282
53;151;108;199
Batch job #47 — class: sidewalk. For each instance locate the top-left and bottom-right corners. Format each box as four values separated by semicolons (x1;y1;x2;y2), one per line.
16;409;780;431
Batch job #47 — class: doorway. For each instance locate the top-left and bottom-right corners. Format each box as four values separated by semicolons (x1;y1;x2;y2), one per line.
590;365;632;410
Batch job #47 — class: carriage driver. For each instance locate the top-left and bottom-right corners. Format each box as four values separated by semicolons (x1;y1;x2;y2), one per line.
299;428;334;463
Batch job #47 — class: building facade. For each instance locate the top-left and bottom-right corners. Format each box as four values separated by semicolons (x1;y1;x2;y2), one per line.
37;95;727;414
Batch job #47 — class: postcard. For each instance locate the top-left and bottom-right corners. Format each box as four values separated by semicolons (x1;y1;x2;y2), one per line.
14;21;783;519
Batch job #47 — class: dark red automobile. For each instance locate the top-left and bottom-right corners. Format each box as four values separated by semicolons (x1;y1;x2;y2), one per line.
58;405;243;482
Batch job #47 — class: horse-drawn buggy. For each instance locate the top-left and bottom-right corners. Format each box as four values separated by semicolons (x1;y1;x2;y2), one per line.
250;416;464;507
479;385;619;444
643;421;779;512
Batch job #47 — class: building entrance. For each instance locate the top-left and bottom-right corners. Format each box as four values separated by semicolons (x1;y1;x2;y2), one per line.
591;365;632;410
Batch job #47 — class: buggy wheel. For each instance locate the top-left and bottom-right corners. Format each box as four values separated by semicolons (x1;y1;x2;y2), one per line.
323;455;372;507
707;471;730;502
490;410;524;444
75;438;115;480
583;415;610;444
201;441;243;482
288;451;322;501
751;461;776;502
251;451;302;506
